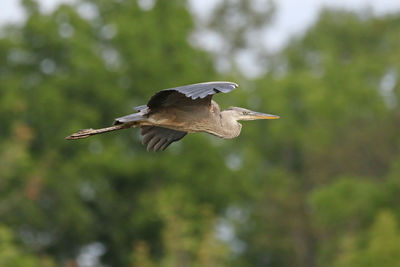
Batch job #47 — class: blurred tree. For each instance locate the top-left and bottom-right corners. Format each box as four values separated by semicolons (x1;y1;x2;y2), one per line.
333;210;400;267
0;224;54;267
190;0;275;75
0;0;231;266
131;186;229;266
362;211;400;267
227;9;400;267
1;1;400;267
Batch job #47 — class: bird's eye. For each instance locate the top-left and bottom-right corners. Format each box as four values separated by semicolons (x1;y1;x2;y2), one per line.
242;111;249;115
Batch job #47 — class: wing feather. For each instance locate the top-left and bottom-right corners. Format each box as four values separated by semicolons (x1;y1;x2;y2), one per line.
147;81;237;109
141;126;187;152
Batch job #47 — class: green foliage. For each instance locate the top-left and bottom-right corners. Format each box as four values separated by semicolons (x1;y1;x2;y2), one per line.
363;211;400;267
0;0;222;265
130;185;230;266
309;178;384;230
308;178;386;265
0;225;54;267
334;210;400;267
230;9;400;267
1;1;400;267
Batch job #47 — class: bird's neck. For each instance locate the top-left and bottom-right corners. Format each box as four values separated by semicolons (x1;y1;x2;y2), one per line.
217;111;242;139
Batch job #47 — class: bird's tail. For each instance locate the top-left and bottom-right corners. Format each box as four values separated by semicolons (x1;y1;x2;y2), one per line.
65;123;133;140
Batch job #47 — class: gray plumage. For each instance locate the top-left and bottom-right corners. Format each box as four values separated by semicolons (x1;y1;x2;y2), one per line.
65;81;279;151
147;81;237;108
141;126;187;151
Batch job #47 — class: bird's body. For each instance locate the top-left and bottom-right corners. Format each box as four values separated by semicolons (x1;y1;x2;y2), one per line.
141;99;241;138
66;82;279;151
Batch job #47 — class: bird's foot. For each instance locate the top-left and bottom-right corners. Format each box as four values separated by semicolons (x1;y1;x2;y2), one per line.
65;128;94;140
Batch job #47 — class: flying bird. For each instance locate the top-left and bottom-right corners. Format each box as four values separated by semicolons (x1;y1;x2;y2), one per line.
66;82;279;151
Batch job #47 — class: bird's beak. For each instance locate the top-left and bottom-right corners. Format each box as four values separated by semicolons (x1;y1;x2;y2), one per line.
249;111;280;120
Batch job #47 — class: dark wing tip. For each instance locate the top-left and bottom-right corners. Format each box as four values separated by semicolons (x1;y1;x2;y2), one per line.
141;126;187;152
173;81;238;100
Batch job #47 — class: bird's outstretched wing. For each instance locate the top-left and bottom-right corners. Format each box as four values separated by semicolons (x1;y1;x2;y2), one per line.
147;81;238;109
141;126;187;151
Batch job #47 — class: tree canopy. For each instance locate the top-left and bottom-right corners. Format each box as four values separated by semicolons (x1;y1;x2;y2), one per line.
0;1;399;266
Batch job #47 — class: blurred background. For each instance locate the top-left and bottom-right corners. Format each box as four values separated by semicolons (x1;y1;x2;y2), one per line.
1;0;400;266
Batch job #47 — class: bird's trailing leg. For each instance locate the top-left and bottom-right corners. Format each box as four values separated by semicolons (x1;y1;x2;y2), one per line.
65;123;134;140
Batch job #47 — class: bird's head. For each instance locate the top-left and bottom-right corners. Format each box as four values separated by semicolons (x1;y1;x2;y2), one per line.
224;107;280;121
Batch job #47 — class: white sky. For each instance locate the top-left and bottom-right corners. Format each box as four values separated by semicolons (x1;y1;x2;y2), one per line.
1;0;400;50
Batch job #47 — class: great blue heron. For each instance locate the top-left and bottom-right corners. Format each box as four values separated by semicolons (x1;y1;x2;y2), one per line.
66;82;279;151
